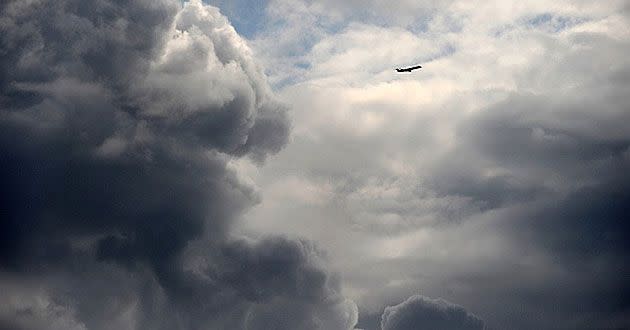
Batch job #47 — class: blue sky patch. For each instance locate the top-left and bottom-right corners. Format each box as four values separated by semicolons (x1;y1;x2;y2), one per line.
207;0;269;38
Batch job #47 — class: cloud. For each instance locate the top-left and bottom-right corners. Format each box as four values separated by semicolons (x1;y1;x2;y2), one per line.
240;0;630;329
0;0;355;329
0;279;87;330
0;0;282;274
380;295;483;330
209;237;359;330
3;0;630;328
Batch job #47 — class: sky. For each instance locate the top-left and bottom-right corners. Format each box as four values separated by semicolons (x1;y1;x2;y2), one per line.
0;0;629;330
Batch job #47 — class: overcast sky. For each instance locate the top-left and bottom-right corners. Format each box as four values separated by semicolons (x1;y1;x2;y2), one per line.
1;0;629;329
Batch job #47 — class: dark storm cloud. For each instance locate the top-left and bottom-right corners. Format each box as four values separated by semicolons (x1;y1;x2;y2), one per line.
454;76;630;256
461;96;630;175
427;171;546;212
380;295;484;330
213;237;338;302
428;29;630;215
506;174;630;262
0;0;355;329
0;0;178;109
206;237;358;330
471;175;630;328
0;0;273;274
417;37;630;328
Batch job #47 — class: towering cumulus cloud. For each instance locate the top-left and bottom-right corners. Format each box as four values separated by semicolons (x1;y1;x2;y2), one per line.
381;295;484;330
0;0;356;329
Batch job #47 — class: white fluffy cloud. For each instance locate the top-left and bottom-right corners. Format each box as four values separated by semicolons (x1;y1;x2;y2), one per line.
238;1;630;329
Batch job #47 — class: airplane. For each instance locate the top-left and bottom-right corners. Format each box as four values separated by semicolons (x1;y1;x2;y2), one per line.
396;65;422;73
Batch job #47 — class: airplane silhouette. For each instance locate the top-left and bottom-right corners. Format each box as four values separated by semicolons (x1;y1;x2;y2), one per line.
396;65;422;73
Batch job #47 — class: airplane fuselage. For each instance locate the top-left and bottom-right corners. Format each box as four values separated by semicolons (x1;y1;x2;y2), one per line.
396;65;422;73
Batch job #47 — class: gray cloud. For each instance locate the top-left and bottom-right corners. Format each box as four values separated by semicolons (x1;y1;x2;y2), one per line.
0;0;277;274
237;1;630;329
0;0;355;329
208;237;358;330
3;0;630;329
0;279;87;330
380;295;483;330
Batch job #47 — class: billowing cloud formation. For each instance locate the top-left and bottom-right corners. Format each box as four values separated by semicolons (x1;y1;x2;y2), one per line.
0;0;278;274
0;279;87;330
380;295;483;330
210;237;358;330
0;0;357;329
237;0;630;329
